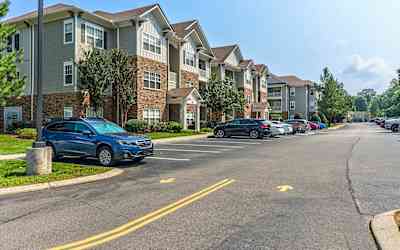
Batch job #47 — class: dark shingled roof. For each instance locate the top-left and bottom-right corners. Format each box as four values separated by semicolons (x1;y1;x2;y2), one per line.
276;75;313;87
94;4;157;22
167;88;195;98
268;74;287;85
171;20;197;38
4;3;75;24
211;45;237;63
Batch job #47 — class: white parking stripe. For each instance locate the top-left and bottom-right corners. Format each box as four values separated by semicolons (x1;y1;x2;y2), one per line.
156;148;222;154
158;143;244;149
147;157;191;161
203;140;262;145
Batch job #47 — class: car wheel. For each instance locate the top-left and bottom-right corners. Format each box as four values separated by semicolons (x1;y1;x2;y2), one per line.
98;146;114;166
392;125;399;133
215;129;225;138
249;130;260;139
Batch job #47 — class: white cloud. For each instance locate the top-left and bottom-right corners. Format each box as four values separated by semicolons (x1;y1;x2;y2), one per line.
340;55;396;94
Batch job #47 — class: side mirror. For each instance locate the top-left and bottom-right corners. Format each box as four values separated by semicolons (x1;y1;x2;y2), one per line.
82;130;92;136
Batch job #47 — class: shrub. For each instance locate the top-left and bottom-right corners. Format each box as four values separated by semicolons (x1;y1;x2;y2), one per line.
310;113;321;123
16;128;37;139
167;121;183;133
320;112;328;124
125;119;147;133
8;120;35;132
200;128;213;133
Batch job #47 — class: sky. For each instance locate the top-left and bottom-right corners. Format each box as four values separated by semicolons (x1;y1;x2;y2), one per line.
4;0;400;94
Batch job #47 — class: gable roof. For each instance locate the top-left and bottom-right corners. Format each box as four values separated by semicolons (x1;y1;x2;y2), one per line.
94;4;157;22
167;87;203;103
276;75;313;87
171;20;197;38
211;45;239;64
268;74;287;85
239;59;254;69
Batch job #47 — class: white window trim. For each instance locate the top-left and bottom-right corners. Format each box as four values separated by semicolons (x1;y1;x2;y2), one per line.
63;61;74;86
63;106;73;118
63;19;74;44
143;71;161;90
290;87;296;96
290;101;296;110
84;22;104;49
143;108;161;124
143;32;162;55
183;49;196;68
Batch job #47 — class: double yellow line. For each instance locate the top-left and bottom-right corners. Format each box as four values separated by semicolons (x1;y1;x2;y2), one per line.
50;178;235;250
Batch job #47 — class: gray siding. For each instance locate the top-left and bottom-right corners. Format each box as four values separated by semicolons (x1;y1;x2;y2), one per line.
119;26;137;56
16;26;32;96
289;86;309;118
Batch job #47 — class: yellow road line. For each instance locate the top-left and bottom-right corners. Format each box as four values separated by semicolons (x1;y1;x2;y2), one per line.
50;178;235;250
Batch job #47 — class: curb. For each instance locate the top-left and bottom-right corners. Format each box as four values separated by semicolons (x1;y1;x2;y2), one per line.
370;209;400;250
0;168;124;196
152;133;212;144
0;153;26;160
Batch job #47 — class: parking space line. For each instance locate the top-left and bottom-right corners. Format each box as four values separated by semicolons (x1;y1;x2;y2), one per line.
202;140;262;145
158;143;244;149
155;148;222;154
147;157;191;161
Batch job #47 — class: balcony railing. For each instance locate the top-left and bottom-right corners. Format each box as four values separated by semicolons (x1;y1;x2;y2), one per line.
168;71;177;90
271;106;282;112
268;92;282;97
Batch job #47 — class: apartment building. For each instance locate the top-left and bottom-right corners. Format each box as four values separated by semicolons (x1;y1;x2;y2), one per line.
267;74;318;120
1;3;215;131
211;45;269;119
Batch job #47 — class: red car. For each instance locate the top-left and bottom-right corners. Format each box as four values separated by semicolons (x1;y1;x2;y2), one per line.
308;121;320;130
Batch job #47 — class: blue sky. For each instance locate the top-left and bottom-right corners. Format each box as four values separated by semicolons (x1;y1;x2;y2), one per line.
5;0;399;94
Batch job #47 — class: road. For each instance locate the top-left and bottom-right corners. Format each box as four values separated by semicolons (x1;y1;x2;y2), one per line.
1;123;398;249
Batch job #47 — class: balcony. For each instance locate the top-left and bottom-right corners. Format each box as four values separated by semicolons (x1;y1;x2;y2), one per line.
168;71;177;90
199;69;209;82
270;106;282;112
268;91;282;98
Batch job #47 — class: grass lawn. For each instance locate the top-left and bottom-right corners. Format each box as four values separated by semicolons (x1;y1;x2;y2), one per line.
143;130;206;140
0;134;33;155
0;160;110;188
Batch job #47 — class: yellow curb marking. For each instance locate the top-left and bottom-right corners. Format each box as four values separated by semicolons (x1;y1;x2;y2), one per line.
160;178;176;184
50;178;235;250
277;185;293;192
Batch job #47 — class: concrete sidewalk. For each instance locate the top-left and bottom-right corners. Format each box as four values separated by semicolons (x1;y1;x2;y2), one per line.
0;153;26;160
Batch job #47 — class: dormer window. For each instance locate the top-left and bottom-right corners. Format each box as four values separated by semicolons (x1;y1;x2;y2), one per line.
143;33;161;55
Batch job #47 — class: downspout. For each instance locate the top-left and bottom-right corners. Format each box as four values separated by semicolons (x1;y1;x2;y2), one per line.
116;26;120;124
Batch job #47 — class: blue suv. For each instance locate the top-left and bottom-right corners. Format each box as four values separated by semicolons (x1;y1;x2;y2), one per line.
42;118;153;166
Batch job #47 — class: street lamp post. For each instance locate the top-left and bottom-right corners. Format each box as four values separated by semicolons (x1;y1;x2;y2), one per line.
33;0;45;148
26;0;52;176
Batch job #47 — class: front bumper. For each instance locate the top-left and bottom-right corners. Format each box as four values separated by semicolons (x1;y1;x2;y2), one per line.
116;145;154;160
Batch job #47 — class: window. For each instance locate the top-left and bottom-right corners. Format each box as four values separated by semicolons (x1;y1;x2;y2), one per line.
75;123;91;134
6;36;12;52
143;108;161;124
290;101;296;110
184;50;196;67
187;81;194;88
84;23;104;49
144;71;161;90
14;33;20;50
64;19;73;44
261;78;266;88
63;106;73;118
246;95;252;104
143;33;161;54
199;59;206;70
290;87;296;96
64;62;73;86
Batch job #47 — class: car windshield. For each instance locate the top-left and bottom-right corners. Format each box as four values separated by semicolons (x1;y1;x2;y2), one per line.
91;122;126;135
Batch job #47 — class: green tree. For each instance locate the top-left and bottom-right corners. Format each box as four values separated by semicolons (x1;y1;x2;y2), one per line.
200;75;245;121
108;49;136;127
357;88;376;106
354;96;368;111
369;96;382;117
0;1;25;105
77;49;111;114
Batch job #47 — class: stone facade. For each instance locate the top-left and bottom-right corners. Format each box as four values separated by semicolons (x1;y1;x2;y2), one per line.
181;70;199;89
131;56;168;121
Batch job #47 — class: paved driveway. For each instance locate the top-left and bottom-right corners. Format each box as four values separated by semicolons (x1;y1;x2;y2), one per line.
1;124;394;249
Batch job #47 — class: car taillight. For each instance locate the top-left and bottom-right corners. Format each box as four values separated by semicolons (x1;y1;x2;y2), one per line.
260;124;270;129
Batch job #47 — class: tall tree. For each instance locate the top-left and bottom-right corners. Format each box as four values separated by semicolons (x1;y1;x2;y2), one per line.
200;75;245;121
77;49;111;114
0;1;25;105
108;49;136;127
357;88;376;105
354;96;368;111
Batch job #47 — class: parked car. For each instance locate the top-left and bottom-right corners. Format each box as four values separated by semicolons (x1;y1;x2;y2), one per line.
308;121;320;130
213;119;271;139
272;121;294;135
384;118;400;132
42;117;153;166
285;119;309;133
265;120;285;137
